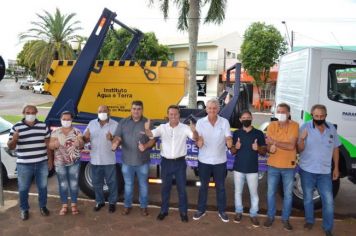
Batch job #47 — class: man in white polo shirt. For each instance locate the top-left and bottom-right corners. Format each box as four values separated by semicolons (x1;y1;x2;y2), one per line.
145;105;198;222
193;99;233;222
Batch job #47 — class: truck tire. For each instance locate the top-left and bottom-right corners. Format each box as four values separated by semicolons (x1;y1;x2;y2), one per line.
78;162;124;199
1;164;9;185
283;172;340;210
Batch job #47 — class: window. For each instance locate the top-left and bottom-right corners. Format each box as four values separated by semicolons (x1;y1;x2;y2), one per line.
260;83;276;100
196;52;208;71
328;64;356;106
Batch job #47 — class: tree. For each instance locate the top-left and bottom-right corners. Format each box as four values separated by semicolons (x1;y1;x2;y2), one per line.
150;0;227;108
239;22;287;109
18;8;82;79
17;41;36;74
98;29;171;61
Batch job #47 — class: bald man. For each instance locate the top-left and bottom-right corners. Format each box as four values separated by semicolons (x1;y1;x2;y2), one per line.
84;105;119;213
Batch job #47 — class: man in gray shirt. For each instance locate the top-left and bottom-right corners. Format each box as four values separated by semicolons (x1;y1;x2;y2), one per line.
112;100;155;216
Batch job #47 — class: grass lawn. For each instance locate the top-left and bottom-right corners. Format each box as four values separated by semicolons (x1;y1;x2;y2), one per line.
37;102;53;107
1;115;46;124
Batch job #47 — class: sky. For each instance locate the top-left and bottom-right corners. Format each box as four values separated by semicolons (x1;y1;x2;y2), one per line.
1;0;356;63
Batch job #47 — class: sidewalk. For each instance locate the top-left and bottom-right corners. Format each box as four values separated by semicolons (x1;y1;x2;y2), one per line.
1;192;355;236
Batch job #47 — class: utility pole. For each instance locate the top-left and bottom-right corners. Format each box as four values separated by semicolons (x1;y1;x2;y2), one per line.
282;21;294;52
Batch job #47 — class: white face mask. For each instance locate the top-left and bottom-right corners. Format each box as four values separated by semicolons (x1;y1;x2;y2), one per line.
25;114;36;122
98;112;108;121
275;113;287;122
61;120;72;128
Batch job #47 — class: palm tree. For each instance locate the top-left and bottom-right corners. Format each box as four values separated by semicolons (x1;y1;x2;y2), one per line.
150;0;227;108
19;8;82;79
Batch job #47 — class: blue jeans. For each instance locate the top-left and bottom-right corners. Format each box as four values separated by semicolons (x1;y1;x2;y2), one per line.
267;166;294;221
197;161;227;213
56;160;80;204
17;161;48;211
91;164;118;205
300;168;334;231
160;157;187;214
121;163;149;208
234;171;259;217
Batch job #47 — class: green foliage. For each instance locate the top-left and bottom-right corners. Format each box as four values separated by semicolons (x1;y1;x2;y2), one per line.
18;8;82;79
98;29;171;60
150;0;227;31
17;41;37;73
240;22;287;88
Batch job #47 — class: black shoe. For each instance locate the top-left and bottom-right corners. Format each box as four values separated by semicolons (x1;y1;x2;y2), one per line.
20;210;29;221
156;212;168;221
233;213;242;223
304;222;314;230
93;203;105;212
282;220;293;231
40;207;50;216
108;204;116;213
325;230;333;236
263;218;274;228
180;213;189;223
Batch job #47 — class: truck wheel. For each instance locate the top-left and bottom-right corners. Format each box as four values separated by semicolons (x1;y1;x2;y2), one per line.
79;162;124;199
197;102;205;110
287;172;340;210
1;164;9;185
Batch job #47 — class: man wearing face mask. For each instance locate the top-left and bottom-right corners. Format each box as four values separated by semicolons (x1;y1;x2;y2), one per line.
83;105;119;213
297;104;340;236
229;110;266;227
7;105;52;220
264;103;299;231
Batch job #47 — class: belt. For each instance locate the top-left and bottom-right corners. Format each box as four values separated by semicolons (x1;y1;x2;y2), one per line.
162;156;186;161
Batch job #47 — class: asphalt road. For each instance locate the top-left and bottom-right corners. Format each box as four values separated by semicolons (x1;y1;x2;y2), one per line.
1;78;356;219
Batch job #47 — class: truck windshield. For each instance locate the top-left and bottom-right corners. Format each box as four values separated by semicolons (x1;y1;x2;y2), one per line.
328;64;356;106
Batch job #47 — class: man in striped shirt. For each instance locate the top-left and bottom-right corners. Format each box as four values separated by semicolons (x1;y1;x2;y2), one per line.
7;105;52;220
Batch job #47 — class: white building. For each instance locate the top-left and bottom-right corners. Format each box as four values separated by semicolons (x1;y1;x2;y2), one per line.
162;32;242;97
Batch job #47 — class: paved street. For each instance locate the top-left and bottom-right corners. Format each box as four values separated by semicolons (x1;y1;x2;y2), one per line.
1;78;356;235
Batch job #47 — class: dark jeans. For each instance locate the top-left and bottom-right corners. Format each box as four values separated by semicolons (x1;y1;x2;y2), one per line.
197;161;227;213
91;164;118;205
160;157;187;214
17;161;48;211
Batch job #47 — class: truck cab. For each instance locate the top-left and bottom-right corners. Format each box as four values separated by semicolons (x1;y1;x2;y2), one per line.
275;47;356;208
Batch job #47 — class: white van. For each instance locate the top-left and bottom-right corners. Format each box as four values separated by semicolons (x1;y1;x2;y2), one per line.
0;117;17;183
274;47;356;208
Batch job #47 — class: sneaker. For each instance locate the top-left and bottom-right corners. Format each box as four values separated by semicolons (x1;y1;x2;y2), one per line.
282;220;293;231
192;211;206;220
304;222;314;230
250;217;260;227
218;212;229;223
263;218;274;228
233;213;242;223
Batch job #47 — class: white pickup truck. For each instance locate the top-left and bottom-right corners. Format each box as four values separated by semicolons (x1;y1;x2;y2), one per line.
179;94;217;109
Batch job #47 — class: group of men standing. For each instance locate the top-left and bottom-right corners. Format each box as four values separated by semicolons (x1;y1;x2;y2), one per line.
8;100;340;236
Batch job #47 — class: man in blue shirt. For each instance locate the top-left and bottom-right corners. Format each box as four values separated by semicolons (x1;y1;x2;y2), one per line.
298;104;340;236
230;110;266;227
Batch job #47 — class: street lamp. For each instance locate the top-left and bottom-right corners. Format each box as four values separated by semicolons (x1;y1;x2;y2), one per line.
282;21;294;52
